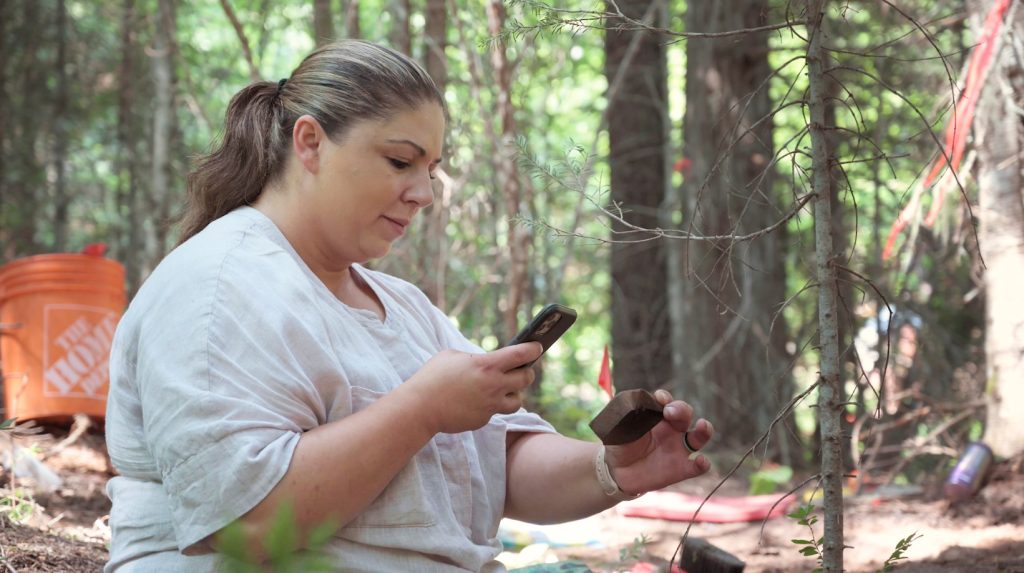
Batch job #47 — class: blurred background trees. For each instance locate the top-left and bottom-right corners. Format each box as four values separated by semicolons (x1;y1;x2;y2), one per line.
1;0;1021;478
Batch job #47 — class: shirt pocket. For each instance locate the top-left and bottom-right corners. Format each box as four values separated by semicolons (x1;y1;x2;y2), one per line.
344;386;437;529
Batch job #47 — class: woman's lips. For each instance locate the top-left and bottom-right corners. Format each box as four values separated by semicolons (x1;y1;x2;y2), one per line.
382;215;409;236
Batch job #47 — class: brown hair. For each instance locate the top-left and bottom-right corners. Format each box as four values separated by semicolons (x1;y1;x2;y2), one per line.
178;40;445;243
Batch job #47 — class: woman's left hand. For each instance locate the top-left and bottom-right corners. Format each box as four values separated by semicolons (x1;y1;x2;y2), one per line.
603;390;715;496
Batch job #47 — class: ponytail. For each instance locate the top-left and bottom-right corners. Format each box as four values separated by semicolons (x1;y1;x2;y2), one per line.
178;80;290;244
177;40;444;244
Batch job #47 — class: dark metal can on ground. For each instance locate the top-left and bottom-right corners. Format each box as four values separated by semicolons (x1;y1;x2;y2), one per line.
944;441;994;502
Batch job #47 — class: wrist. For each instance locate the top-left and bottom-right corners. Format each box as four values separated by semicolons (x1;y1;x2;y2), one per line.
594;447;643;501
389;383;442;438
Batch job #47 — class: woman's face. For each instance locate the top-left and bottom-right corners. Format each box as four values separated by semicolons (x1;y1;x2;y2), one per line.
302;102;445;269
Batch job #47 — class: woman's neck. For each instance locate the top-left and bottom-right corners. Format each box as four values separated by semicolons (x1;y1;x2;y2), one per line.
252;183;384;320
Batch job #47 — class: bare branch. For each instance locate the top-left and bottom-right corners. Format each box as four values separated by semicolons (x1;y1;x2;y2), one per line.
833;65;982;266
218;0;259;82
503;0;798;41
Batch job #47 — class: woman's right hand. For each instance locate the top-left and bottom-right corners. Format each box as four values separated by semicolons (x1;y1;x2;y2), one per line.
404;343;542;434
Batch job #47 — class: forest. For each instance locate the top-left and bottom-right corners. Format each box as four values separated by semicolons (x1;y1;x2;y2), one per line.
1;0;1023;572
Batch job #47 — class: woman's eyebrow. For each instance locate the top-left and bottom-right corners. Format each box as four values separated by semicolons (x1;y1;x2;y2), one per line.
386;138;426;157
386;138;443;164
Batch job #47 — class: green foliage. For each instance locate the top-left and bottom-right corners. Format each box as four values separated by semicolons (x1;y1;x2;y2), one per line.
535;386;602;440
216;503;338;573
788;503;921;572
968;420;983;442
876;532;922;573
0;488;39;524
748;465;793;495
617;533;650;563
788;503;824;572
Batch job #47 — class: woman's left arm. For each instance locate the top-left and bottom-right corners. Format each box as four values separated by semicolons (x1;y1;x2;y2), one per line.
503;390;714;524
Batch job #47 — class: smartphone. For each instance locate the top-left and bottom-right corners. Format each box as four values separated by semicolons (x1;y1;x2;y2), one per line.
504;303;577;368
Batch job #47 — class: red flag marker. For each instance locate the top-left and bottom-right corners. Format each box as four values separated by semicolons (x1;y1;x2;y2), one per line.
597;345;613;398
81;243;107;256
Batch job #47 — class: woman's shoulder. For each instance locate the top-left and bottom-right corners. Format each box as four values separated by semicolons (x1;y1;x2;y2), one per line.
128;209;310;322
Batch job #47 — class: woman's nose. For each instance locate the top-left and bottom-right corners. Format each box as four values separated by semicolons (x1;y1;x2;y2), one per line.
405;171;435;207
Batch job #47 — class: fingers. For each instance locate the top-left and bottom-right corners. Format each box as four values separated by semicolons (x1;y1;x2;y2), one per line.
498;359;536;413
654;389;673;405
504;364;536;393
497;373;534;414
684;419;714;452
661;400;696;433
487;342;544;372
681;452;712;477
650;396;714;454
498;392;525;414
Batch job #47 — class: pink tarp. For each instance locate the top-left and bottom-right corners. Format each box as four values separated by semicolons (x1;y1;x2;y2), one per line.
618;491;796;523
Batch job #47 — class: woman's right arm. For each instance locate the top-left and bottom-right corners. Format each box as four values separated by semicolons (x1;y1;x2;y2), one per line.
231;343;541;552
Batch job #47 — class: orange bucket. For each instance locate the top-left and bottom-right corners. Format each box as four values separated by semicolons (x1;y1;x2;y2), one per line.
0;254;126;423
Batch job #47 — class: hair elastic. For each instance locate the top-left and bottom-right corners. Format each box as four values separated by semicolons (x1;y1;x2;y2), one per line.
275;78;288;98
595;447;642;501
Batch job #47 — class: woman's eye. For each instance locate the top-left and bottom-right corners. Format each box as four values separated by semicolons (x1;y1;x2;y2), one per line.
388;158;410;170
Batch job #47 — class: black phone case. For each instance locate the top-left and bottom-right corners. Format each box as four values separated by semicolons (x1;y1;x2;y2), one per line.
505;304;577;366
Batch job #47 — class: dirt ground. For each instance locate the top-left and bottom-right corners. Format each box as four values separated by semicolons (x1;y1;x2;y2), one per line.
1;427;1022;572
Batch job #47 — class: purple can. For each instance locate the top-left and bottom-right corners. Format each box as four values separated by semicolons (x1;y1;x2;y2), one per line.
944;441;993;502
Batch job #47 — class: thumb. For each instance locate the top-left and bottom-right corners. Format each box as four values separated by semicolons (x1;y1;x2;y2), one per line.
487;342;543;371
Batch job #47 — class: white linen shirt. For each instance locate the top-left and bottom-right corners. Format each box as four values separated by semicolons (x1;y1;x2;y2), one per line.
104;207;555;572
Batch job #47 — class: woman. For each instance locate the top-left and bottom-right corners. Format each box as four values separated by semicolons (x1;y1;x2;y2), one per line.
104;40;714;572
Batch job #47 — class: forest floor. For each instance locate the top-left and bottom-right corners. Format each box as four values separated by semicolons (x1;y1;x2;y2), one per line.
0;427;1022;573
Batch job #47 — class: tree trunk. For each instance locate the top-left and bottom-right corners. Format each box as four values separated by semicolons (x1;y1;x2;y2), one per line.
425;0;447;96
0;0;12;257
146;0;176;275
53;0;70;251
605;0;671;392
678;0;792;455
823;54;856;470
486;0;529;340
344;0;361;39
2;1;47;257
313;0;334;46
117;0;143;292
977;3;1024;459
389;0;412;55
807;0;845;570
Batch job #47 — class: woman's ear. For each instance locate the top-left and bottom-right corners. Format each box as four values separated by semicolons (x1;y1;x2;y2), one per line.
292;115;325;174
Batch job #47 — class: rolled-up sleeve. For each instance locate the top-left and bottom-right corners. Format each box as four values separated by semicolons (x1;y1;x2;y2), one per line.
135;254;341;551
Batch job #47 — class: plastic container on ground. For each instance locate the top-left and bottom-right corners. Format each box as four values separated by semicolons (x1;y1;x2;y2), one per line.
0;253;126;423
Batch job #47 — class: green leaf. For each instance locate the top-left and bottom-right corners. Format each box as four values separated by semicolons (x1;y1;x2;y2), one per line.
215;520;257;569
749;465;794;495
307;518;339;550
266;503;300;567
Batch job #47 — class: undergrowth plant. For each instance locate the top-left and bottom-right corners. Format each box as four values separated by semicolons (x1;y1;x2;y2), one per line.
788;502;921;573
1;416;43;525
216;503;338;573
617;533;651;563
789;504;825;572
0;488;38;523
